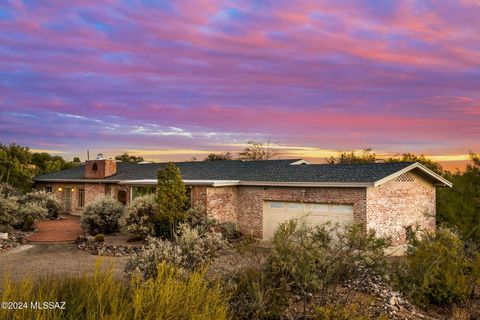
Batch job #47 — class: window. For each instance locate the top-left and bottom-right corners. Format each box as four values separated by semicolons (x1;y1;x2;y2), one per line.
269;202;285;209
78;187;85;208
288;203;303;210
310;204;329;212
132;186;156;200
45;186;53;193
331;205;353;214
92;163;98;172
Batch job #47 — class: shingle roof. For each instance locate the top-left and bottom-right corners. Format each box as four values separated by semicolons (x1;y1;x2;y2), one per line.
34;159;418;184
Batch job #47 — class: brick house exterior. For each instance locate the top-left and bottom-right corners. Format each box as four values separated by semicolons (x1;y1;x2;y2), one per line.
34;158;451;245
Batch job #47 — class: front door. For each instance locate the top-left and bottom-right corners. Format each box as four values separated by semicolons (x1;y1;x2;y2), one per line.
64;188;72;212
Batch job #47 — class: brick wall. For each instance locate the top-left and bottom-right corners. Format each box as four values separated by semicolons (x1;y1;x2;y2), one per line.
236;186;367;237
84;159;117;179
36;182;107;215
206;186;238;222
191;185;367;238
191;186;208;211
366;171;436;245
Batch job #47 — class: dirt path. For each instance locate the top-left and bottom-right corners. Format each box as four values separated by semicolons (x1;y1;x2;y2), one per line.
0;244;129;283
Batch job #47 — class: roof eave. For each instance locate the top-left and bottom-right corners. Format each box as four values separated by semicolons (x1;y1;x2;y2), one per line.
373;162;453;188
34;178;119;183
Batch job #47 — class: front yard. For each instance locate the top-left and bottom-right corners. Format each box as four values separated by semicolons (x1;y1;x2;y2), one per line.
0;244;128;284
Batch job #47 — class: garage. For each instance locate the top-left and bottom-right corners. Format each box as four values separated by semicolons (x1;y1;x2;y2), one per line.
262;201;354;240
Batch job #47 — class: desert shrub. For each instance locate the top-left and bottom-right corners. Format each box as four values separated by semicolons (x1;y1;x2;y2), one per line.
120;194;156;239
126;236;183;279
0;263;229;320
126;224;225;279
18;201;48;222
176;223;225;270
0;183;21;198
217;222;243;243
393;228;480;306
20;190;60;219
226;219;388;319
94;233;105;242
184;206;217;233
0;195;19;231
264;219;388;305
81;196;124;234
21;215;35;231
227;267;286;320
314;299;388;320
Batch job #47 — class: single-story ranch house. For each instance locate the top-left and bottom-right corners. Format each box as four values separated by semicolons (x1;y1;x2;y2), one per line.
34;157;452;245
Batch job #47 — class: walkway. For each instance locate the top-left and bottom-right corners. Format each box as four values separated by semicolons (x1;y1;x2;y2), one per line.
27;215;83;243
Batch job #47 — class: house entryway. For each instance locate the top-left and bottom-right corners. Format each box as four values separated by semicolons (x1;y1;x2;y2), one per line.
27;215;83;243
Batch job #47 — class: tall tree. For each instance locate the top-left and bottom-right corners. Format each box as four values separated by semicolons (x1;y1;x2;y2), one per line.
156;162;188;238
204;152;233;161
31;152;80;174
437;152;480;243
115;153;144;163
238;140;277;160
326;148;377;164
0;143;35;192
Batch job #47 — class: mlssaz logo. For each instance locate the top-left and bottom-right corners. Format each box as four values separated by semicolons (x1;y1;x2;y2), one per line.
30;301;66;310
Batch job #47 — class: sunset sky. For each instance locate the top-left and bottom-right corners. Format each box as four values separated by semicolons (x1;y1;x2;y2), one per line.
0;0;479;170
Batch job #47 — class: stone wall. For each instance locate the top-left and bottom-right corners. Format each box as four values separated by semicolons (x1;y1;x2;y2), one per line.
366;171;436;245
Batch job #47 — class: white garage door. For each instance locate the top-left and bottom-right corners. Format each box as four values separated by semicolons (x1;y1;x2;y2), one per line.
263;201;354;240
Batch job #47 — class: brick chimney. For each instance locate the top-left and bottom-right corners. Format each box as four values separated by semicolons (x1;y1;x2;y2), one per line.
84;154;117;179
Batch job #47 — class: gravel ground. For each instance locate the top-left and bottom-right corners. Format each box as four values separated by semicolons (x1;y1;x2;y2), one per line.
0;244;129;283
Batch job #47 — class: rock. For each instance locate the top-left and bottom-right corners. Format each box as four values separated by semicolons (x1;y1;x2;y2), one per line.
0;233;8;240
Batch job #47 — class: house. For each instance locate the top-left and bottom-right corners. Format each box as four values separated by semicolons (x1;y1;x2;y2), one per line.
33;157;452;245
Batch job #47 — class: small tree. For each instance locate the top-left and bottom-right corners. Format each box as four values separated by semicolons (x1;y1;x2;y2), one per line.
238;140;277;160
204;152;233;161
156;162;188;238
326;148;377;164
115;152;144;163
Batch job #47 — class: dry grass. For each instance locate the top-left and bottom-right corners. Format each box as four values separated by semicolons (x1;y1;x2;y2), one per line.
0;262;230;320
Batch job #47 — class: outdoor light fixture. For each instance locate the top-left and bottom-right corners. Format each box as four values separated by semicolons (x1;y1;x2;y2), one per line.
58;187;63;192
72;187;75;192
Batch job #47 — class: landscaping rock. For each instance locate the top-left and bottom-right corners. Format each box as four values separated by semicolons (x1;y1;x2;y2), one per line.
76;237;144;257
0;233;8;240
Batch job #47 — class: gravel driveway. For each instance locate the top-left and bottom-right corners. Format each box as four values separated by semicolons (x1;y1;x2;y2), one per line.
0;244;129;283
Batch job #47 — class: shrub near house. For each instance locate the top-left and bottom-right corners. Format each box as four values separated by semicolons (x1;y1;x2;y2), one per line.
0;187;60;232
80;196;124;235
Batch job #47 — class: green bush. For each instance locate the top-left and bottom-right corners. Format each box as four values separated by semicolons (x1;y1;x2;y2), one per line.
80;196;124;235
0;195;19;231
184;206;217;234
226;219;388;319
0;183;21;198
393;228;480;306
126;224;225;279
217;222;243;243
21;215;35;231
120;194;156;239
265;219;388;305
18;201;48;223
314;300;388;320
20;190;61;219
0;263;230;320
94;233;105;242
227;267;286;320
